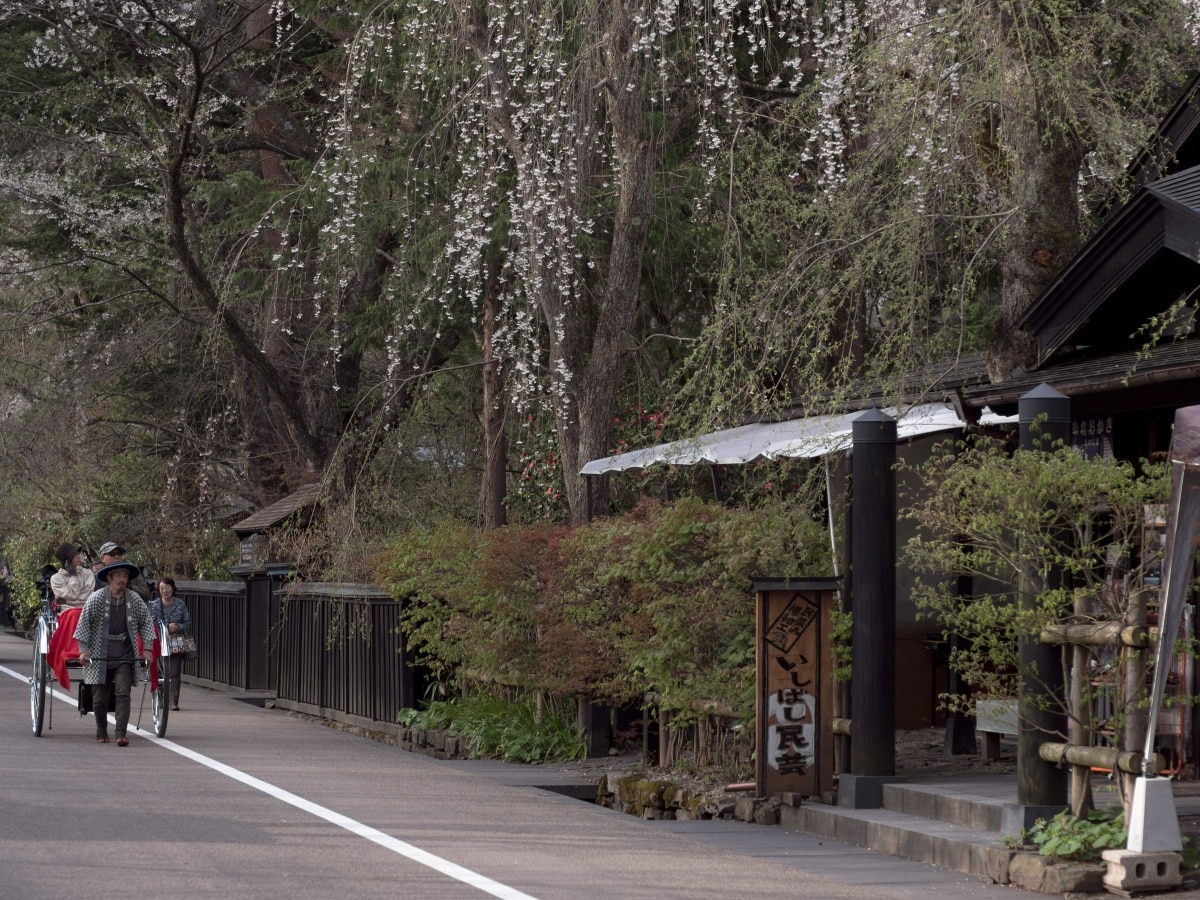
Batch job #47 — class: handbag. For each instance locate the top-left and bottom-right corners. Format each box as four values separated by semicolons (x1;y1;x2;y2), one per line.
168;632;198;659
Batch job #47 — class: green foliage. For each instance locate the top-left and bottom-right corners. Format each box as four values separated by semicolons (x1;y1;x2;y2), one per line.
507;413;571;523
1182;836;1200;870
0;0;1196;573
2;530;56;632
375;494;832;721
902;436;1170;736
1009;809;1127;863
675;2;1199;431
397;690;585;764
375;519;489;685
830;607;853;683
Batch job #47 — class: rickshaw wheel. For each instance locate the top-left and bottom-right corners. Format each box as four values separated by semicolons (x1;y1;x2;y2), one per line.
152;659;169;737
30;621;48;736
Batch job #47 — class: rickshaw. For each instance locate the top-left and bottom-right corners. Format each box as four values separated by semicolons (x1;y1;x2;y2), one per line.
30;564;171;738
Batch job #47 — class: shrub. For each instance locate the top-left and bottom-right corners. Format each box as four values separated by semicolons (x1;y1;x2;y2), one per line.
1010;809;1126;863
398;690;585;763
903;437;1169;726
375;493;831;722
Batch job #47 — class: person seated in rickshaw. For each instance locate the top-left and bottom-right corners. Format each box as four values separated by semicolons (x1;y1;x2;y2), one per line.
50;543;96;610
74;562;156;746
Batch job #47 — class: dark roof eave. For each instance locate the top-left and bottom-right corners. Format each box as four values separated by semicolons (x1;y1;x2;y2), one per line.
1016;191;1164;349
964;341;1200;409
1018;170;1200;363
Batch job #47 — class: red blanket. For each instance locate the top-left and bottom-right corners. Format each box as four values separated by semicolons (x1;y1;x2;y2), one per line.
47;607;160;691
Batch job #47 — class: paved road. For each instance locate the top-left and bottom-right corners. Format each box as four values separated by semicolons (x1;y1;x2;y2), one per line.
0;631;1024;899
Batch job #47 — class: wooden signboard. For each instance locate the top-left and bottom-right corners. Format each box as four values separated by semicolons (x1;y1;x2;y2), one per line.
753;578;839;799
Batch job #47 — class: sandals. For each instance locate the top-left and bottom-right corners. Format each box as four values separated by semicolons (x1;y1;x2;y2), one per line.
116;737;129;747
96;736;109;743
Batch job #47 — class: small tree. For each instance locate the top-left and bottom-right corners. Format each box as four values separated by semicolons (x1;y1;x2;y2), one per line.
375;492;831;766
903;435;1170;815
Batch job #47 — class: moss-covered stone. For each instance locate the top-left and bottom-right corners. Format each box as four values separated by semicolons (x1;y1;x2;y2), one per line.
595;774;609;806
617;775;673;817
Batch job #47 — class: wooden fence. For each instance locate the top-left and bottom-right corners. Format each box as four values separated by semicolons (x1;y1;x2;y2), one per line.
177;580;261;691
273;583;415;733
176;579;417;737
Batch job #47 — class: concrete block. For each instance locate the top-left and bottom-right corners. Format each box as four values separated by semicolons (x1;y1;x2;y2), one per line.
1128;776;1183;852
778;804;802;832
1102;848;1183;893
969;842;1014;884
884;784;1004;831
929;834;972;873
1009;853;1104;894
833;813;869;845
838;774;907;809
1000;802;1066;838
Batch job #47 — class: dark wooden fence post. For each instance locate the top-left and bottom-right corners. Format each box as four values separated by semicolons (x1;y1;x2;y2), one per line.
1011;383;1070;824
841;409;902;808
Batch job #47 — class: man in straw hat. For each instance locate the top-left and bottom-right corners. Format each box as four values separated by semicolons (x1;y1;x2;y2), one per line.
73;561;156;746
96;540;152;601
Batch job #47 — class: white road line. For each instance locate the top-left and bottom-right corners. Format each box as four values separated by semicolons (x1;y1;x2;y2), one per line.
1;662;538;900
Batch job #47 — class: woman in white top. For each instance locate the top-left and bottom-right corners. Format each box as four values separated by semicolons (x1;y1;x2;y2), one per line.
50;543;97;610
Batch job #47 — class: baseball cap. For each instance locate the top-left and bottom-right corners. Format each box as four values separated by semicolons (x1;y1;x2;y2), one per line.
98;541;126;556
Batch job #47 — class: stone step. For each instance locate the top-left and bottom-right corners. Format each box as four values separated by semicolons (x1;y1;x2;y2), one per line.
882;781;1009;832
779;801;1016;884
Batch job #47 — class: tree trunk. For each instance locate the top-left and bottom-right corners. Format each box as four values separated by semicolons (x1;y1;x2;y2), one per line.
986;8;1085;382
481;255;507;528
560;0;656;524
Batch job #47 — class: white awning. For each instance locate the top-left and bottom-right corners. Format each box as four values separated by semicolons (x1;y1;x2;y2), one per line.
580;402;1016;475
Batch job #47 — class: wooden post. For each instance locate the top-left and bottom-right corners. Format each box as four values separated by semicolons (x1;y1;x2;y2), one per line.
1070;589;1094;816
850;409;896;776
1124;587;1150;815
1016;384;1069;809
945;540;977;755
659;707;671;768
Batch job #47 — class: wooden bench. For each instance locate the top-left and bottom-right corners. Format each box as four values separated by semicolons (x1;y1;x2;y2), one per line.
975;698;1017;762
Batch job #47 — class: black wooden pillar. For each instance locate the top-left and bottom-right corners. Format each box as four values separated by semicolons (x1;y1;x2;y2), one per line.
850;408;897;778
943;544;978;755
1016;384;1069;811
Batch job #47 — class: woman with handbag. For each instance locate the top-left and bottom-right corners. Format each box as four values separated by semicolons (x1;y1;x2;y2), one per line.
150;576;192;711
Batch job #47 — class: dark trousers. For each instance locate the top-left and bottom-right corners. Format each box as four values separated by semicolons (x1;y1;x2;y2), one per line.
165;654;183;706
93;662;133;738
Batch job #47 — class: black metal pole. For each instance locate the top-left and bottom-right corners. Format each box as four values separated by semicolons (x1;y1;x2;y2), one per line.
838;460;853;775
1017;383;1070;808
850;408;897;776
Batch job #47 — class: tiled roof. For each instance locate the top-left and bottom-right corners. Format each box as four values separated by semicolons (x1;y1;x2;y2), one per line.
965;339;1200;410
232;483;323;539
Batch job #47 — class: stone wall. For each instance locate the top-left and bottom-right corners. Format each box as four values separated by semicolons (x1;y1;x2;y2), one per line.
595;771;784;825
397;726;472;760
